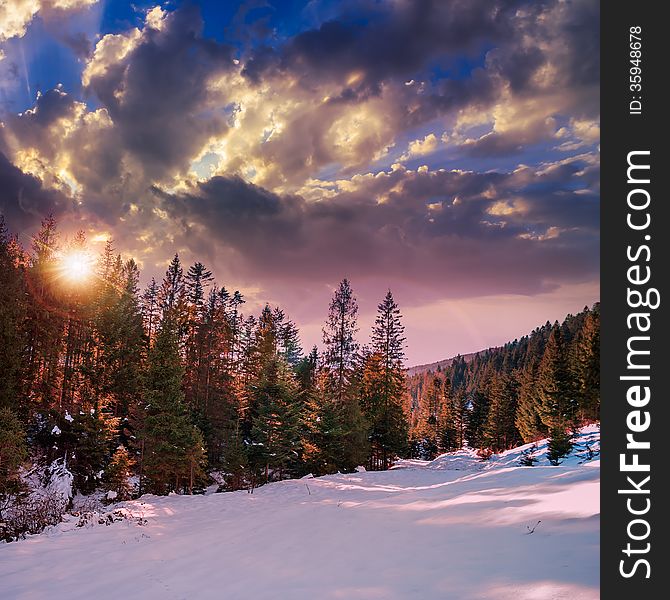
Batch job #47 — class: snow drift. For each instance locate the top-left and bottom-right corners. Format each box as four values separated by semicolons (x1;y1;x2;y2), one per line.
0;426;600;600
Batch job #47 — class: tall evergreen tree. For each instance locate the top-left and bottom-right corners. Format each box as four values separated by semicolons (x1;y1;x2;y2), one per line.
361;290;409;469
0;219;28;414
143;318;206;494
482;372;520;452
537;325;577;463
322;279;359;402
537;325;578;429
573;305;600;422
248;358;303;484
515;366;547;443
158;254;188;345
141;278;160;349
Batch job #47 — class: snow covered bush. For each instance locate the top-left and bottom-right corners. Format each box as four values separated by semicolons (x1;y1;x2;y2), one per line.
0;459;73;542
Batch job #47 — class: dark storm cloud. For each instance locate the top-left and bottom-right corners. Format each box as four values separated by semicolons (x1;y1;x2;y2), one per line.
243;0;598;102
153;154;599;303
5;88;79;158
243;0;520;86
0;151;73;234
82;5;235;182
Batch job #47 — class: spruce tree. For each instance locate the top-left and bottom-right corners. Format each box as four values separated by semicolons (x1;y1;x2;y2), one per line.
366;290;409;469
248;358;303;483
104;445;135;501
143;318;206;494
0;219;28;414
464;389;490;450
482;372;520;452
547;426;574;465
158;254;188;345
322;279;359;402
412;376;444;458
572;305;600;422
141;278;160;349
537;325;578;430
0;407;28;502
515;366;547;443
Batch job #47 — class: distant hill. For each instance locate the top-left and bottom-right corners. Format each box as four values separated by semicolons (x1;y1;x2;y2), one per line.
406;351;481;376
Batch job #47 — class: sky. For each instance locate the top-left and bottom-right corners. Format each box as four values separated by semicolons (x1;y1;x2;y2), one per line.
0;0;600;365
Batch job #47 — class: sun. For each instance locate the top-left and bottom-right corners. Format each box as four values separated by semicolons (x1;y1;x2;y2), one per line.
59;250;93;283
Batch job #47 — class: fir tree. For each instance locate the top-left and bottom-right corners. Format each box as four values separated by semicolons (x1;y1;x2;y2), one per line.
364;290;409;469
547;426;574;465
104;445;135;501
248;358;303;484
482;373;520;452
322;279;359;402
573;305;600;422
0;219;28;414
537;325;578;430
515;366;547;443
143;318;206;494
0;408;28;502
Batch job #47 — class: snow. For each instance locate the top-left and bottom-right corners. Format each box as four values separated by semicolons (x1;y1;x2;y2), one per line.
0;426;599;600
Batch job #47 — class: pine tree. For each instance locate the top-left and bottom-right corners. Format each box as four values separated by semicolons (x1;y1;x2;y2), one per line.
142;318;206;494
322;279;359;402
248;358;303;484
572;305;600;422
547;426;574;465
364;291;409;469
482;372;520;452
0;408;28;502
104;445;135;501
515;366;547;443
141;278;160;349
537;325;578;430
0;219;28;414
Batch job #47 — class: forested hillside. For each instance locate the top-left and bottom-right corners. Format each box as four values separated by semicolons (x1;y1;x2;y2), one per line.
0;216;409;539
407;304;600;460
0;215;599;541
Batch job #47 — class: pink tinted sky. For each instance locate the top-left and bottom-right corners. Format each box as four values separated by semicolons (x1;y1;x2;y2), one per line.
0;1;600;366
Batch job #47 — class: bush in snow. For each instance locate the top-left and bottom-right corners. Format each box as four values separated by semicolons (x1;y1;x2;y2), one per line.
547;427;574;465
0;408;28;498
518;444;539;466
0;459;73;542
103;446;135;502
31;408;118;495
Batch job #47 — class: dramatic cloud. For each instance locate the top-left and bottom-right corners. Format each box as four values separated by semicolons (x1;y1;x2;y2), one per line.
0;149;74;234
150;155;599;307
0;0;600;362
0;0;97;42
81;5;235;184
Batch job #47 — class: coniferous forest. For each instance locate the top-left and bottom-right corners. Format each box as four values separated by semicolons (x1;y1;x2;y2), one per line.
0;216;599;540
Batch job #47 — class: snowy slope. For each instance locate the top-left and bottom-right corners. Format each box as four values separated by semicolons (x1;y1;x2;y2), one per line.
0;427;599;600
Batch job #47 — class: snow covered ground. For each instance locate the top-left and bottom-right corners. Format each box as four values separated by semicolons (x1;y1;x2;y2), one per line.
0;426;599;600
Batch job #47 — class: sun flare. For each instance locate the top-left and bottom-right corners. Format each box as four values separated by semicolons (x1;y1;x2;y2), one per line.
59;250;93;283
